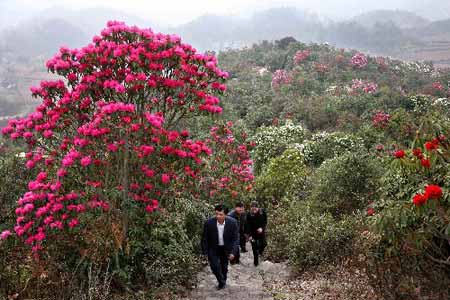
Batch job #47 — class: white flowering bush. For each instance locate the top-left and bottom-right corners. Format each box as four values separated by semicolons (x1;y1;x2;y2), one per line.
300;131;365;167
251;121;307;175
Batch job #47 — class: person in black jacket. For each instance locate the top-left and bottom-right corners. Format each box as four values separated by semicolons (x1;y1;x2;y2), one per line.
228;201;248;264
246;201;267;266
201;204;239;290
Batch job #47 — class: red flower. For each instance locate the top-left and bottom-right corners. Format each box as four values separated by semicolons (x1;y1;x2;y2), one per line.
412;148;422;157
420;159;431;168
366;207;375;216
424;185;443;199
413;193;428;206
394;150;405;158
425;141;439;151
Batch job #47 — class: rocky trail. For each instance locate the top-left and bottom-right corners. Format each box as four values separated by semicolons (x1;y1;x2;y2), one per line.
183;242;291;300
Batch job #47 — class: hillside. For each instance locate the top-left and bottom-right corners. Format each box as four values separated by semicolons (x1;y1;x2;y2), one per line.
352;9;429;29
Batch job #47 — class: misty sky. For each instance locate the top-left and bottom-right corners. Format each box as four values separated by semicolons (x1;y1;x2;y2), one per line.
1;0;449;26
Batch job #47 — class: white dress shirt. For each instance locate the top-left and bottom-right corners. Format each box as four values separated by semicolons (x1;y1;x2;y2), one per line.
217;220;225;246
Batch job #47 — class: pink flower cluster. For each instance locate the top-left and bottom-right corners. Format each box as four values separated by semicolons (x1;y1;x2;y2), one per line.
372;111;390;129
294;49;311;64
271;70;292;89
432;81;444;91
351;79;378;94
203;123;254;199
351;52;368;68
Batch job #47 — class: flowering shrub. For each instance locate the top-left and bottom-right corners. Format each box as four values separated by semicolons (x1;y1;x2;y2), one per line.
271;69;292;89
0;21;252;258
197;122;254;204
432;81;444;91
251;121;306;175
299;132;365;167
372;111;390;129
293;49;311;65
373;110;450;271
351;52;368;68
351;79;378;94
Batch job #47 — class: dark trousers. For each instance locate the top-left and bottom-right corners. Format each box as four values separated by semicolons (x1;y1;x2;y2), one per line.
231;233;247;265
208;246;228;286
251;237;267;266
240;233;247;252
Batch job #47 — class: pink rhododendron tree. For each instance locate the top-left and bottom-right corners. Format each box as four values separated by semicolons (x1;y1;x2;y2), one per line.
293;49;311;65
351;52;368;68
372;111;390;129
351;79;378;94
199;122;254;202
271;69;292;89
1;21;252;253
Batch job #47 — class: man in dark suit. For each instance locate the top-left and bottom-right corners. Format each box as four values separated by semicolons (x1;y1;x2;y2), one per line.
246;201;267;266
201;204;240;290
228;201;248;264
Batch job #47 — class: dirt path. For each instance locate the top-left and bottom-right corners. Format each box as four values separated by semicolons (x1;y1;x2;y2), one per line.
184;242;290;300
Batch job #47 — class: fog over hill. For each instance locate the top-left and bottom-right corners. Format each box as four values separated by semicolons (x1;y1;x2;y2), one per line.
0;1;450;121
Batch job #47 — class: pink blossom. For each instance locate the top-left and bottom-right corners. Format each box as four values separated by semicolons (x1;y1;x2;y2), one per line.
107;143;119;152
0;230;11;240
351;52;368;68
294;49;311;64
271;70;292;89
161;174;170;184
57;168;67;177
68;218;79;228
145;112;164;128
80;156;92;167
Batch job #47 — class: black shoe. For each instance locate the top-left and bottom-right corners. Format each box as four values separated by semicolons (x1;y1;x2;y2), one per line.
217;283;226;290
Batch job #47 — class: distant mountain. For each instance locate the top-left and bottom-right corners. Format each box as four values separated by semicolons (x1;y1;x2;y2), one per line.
0;6;155;60
0;6;447;66
0;18;88;58
352;9;429;29
169;14;244;51
40;6;154;37
416;19;450;39
171;7;324;51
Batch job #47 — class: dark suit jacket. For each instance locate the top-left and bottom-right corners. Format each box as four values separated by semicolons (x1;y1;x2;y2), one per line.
201;216;239;257
246;209;267;238
228;209;248;234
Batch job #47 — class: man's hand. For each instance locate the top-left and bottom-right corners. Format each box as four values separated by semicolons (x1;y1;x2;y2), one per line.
257;228;263;234
228;254;235;261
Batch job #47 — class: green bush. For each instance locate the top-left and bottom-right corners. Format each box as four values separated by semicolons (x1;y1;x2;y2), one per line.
255;148;309;203
287;200;356;268
309;151;382;215
300;131;365;167
265;198;292;262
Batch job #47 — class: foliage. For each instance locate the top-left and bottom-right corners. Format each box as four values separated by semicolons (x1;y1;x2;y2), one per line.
299;131;365;167
255;148;308;203
287;200;356;268
251;121;306;175
308;151;382;215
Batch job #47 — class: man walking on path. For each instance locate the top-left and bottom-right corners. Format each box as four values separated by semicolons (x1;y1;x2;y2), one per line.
246;201;267;266
228;201;248;264
201;204;240;290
